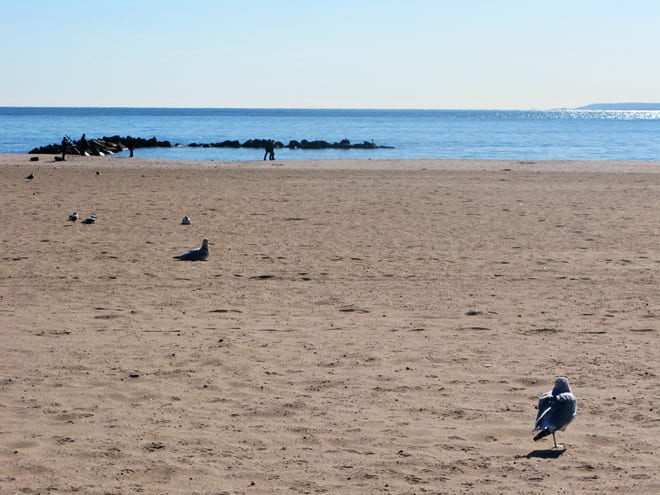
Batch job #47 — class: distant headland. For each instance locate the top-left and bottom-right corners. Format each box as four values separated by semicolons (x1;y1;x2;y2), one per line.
576;102;660;110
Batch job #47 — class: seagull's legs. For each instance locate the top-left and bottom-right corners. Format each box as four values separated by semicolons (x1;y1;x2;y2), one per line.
552;432;565;450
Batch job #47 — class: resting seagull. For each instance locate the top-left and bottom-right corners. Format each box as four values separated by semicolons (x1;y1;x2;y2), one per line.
173;238;209;261
533;377;577;449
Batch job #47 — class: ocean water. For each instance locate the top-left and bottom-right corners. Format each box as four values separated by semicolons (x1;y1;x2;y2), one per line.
1;107;659;161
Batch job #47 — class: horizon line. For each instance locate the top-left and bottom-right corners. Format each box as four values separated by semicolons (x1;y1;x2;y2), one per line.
0;104;588;111
2;103;659;111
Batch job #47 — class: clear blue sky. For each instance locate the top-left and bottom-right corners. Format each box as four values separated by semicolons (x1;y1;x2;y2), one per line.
2;0;659;109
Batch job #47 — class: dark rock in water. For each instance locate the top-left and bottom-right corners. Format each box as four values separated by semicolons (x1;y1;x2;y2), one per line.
241;138;284;149
31;143;61;154
284;138;393;150
299;139;324;150
102;135;171;149
86;138;125;156
190;141;242;148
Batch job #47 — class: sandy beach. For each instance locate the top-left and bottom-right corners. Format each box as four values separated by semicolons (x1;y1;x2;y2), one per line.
1;154;659;494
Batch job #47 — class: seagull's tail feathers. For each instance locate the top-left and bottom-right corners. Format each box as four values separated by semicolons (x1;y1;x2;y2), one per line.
533;429;551;442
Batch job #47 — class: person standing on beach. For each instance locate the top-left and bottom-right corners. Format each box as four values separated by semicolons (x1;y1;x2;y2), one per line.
263;139;275;161
60;136;69;160
127;136;135;157
79;133;88;156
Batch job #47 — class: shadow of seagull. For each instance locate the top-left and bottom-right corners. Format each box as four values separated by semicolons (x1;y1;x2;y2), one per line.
525;449;566;459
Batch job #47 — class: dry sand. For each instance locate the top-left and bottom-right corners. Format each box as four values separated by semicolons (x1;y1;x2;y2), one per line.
1;154;659;494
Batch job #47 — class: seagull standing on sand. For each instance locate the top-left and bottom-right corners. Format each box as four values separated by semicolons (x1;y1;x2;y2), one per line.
173;238;209;261
81;214;96;224
533;377;577;449
68;211;79;222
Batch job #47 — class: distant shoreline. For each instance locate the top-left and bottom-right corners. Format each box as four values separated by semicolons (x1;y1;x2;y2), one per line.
575;102;660;110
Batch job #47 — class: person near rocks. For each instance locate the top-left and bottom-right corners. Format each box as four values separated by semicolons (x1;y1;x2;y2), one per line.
263;139;275;161
60;136;70;160
78;133;88;156
127;136;135;157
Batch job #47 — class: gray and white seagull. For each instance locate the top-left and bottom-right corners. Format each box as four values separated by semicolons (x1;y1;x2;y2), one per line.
533;377;577;449
173;238;209;261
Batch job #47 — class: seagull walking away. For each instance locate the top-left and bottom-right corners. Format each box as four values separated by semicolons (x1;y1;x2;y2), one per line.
533;377;577;449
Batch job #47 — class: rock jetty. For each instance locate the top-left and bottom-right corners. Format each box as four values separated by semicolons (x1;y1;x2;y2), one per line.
29;136;393;155
29;136;171;156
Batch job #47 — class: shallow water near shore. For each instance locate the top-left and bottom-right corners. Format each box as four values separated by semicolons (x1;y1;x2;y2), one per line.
2;107;660;161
